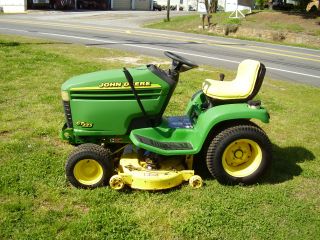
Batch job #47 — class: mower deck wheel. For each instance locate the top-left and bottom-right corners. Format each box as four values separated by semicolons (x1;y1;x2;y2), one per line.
206;123;271;185
189;175;203;189
66;144;113;189
109;175;125;190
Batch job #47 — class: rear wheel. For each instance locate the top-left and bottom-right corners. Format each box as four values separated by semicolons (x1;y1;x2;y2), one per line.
206;124;271;185
66;144;113;189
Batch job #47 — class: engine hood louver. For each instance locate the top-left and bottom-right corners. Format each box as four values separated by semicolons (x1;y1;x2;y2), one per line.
70;89;162;100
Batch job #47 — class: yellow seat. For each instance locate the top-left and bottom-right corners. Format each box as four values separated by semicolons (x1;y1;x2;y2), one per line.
202;60;265;101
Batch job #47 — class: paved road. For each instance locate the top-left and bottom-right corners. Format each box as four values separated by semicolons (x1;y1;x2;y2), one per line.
0;11;319;87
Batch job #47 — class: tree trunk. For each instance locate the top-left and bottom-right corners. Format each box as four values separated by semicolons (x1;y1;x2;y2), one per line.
210;0;217;13
204;0;209;14
205;0;218;13
167;0;170;21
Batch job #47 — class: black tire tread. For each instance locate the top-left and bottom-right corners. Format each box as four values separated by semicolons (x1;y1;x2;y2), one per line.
206;123;271;185
65;144;113;189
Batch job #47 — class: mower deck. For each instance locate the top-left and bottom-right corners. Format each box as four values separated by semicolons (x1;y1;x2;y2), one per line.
109;146;203;190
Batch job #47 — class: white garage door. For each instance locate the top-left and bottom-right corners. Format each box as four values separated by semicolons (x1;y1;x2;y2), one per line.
135;0;149;10
113;0;131;9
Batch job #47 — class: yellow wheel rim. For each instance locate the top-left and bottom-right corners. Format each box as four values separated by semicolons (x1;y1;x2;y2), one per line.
73;159;103;185
222;139;262;178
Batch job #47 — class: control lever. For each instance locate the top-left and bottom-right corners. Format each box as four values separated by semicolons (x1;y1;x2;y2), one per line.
219;73;225;81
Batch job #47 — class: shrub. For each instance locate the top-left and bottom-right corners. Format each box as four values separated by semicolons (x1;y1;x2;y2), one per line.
256;0;266;10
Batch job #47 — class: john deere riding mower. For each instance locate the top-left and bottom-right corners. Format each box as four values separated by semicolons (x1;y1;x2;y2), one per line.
61;51;271;190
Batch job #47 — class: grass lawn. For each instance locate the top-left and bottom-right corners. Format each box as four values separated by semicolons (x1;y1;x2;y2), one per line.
0;34;320;239
145;11;320;48
146;12;241;31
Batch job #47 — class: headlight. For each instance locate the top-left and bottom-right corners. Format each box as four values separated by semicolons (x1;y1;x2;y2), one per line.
61;91;72;128
61;91;70;101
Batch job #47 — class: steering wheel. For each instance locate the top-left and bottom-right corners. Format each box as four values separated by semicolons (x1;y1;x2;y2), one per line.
164;51;198;71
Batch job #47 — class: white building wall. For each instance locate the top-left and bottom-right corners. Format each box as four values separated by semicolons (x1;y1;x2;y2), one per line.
156;0;179;6
218;0;253;12
156;0;197;10
0;0;27;13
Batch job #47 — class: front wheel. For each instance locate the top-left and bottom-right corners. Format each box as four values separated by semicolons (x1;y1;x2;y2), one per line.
206;124;271;185
65;144;113;189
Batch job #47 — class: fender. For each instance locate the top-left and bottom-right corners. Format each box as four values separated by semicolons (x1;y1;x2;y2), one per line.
193;103;269;145
186;91;270;154
129;102;269;156
129;92;270;156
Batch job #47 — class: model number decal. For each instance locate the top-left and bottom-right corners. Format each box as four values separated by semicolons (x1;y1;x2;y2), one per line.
76;121;93;128
99;81;151;88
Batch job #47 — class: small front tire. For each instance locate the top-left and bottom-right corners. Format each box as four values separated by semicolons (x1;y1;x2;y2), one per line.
65;144;113;189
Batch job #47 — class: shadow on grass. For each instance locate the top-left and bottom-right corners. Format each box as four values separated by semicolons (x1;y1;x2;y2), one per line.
278;10;320;19
264;144;315;184
120;184;185;194
194;143;315;184
245;11;262;17
108;143;315;194
235;9;319;20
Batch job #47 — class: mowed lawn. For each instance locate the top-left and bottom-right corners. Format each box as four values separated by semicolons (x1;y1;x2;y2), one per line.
0;34;319;239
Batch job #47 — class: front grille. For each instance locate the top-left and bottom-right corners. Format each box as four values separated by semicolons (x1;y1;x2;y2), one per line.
63;101;73;128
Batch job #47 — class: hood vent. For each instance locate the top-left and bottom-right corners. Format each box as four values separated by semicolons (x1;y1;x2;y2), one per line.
70;89;162;100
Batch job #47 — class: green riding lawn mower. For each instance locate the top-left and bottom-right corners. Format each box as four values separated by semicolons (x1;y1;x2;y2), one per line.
61;51;272;190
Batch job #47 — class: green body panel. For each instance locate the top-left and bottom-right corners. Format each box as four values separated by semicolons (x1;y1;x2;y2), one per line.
130;92;269;156
62;66;170;136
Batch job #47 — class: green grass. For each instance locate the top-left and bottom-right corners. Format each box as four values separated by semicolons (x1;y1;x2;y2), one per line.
267;23;305;33
1;34;320;239
148;13;240;32
153;14;201;31
314;29;320;36
145;12;320;49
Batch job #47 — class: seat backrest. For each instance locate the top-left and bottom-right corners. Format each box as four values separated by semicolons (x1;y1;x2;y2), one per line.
247;61;266;101
233;59;266;101
202;59;266;104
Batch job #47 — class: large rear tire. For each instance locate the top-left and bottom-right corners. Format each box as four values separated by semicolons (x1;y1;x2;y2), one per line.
66;144;113;189
206;124;271;185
